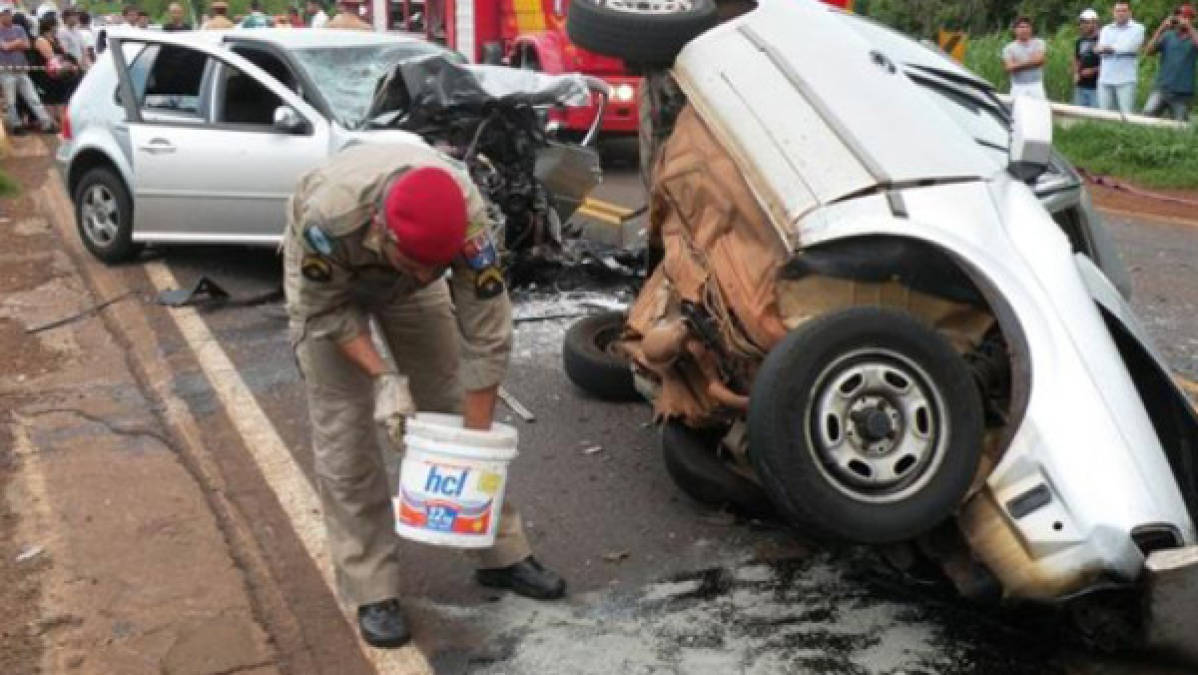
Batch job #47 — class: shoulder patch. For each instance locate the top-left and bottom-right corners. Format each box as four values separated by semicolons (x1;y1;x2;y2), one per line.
304;226;336;256
474;266;505;300
462;232;499;271
301;256;333;283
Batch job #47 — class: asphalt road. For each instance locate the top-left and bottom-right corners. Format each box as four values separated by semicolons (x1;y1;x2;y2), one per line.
96;158;1198;673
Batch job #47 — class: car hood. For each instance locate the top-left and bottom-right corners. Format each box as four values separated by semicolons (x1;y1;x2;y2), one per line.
672;0;999;242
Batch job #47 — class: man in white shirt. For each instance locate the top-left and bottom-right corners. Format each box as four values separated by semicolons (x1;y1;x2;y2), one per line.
1096;1;1146;113
34;0;56;20
307;0;328;28
57;7;87;68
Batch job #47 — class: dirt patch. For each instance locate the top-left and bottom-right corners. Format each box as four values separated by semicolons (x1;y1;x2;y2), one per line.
1088;182;1198;225
0;319;61;380
0;258;57;295
0;413;46;675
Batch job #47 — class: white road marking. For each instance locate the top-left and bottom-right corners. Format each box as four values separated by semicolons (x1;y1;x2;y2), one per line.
140;262;432;674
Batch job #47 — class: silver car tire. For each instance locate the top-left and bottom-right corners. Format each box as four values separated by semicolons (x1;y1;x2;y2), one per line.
748;307;985;544
74;168;138;264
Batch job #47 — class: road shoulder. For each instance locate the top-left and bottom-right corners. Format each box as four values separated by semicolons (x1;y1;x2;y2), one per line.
1;137;278;674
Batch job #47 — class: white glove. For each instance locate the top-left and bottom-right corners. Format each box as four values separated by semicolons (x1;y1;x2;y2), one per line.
372;372;415;449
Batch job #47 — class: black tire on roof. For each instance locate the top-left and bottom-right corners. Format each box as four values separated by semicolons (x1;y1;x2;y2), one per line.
566;0;720;69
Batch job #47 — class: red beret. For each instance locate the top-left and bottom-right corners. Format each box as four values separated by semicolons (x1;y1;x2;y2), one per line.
383;167;468;267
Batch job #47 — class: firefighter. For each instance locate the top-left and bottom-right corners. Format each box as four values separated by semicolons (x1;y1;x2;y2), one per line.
284;143;566;649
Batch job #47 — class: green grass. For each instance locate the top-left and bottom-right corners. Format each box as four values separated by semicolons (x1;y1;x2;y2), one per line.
1054;121;1198;189
0;170;18;199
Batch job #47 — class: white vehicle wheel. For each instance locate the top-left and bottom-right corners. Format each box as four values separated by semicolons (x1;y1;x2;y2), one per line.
748;307;984;544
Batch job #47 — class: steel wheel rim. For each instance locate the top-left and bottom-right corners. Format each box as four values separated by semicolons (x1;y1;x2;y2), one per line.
601;0;696;14
804;348;948;504
81;185;119;247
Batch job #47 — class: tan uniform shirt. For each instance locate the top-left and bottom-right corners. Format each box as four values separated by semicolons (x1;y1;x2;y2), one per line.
283;143;511;392
324;12;372;30
201;15;235;29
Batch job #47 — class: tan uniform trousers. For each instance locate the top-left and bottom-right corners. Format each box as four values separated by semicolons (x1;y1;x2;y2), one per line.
295;280;531;606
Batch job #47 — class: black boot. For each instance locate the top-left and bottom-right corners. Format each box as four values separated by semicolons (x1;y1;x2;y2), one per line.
476;556;566;600
357;598;411;649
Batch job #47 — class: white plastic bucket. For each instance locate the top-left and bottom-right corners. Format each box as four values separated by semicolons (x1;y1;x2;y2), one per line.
393;413;518;549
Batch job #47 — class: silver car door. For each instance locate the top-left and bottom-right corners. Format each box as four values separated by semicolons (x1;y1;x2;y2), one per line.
124;41;330;244
189;57;331;242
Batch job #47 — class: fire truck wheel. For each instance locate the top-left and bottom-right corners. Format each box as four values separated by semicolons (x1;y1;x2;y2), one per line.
566;0;719;68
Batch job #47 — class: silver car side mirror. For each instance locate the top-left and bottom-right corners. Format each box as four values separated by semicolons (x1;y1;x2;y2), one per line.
1009;96;1052;180
273;105;307;134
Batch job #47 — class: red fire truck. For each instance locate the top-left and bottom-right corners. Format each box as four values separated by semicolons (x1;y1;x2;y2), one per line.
372;0;853;138
373;0;636;138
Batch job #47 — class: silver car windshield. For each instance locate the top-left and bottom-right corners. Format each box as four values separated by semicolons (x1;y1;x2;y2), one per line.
291;43;464;128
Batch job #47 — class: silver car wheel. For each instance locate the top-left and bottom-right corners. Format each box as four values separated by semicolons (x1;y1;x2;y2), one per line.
602;0;695;14
807;348;948;504
81;185;120;247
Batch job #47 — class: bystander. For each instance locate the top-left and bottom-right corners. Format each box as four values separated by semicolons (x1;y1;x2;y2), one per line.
1142;4;1198;121
1074;9;1102;106
201;1;233;29
1003;17;1047;99
162;2;192;31
1097;1;1146;113
77;10;93;63
326;0;370;30
307;0;328;28
240;0;275;28
57;7;87;69
30;12;79;126
309;0;328;27
0;2;55;135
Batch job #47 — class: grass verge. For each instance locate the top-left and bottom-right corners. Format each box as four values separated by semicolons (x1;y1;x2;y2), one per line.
1054;122;1198;190
0;170;19;199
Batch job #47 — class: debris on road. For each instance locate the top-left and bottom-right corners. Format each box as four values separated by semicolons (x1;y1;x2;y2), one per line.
582;445;604;455
15;545;44;564
602;550;630;563
498;387;536;423
26;291;138;334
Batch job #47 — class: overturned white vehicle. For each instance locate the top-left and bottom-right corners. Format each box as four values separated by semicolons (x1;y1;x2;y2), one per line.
566;0;1198;605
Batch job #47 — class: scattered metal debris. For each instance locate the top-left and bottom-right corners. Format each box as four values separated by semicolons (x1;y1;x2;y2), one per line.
15;545;44;563
156;276;283;309
498;387;536;423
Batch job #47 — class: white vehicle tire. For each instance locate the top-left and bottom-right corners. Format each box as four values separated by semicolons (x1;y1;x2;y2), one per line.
748;307;984;544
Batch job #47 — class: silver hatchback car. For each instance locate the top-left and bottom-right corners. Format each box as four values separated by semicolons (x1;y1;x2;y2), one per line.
56;28;457;263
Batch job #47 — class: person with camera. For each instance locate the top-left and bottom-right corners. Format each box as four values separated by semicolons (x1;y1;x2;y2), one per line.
1143;4;1198;121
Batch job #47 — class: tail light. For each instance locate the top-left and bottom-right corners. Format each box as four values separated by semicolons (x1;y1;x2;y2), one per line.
61;109;72;141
